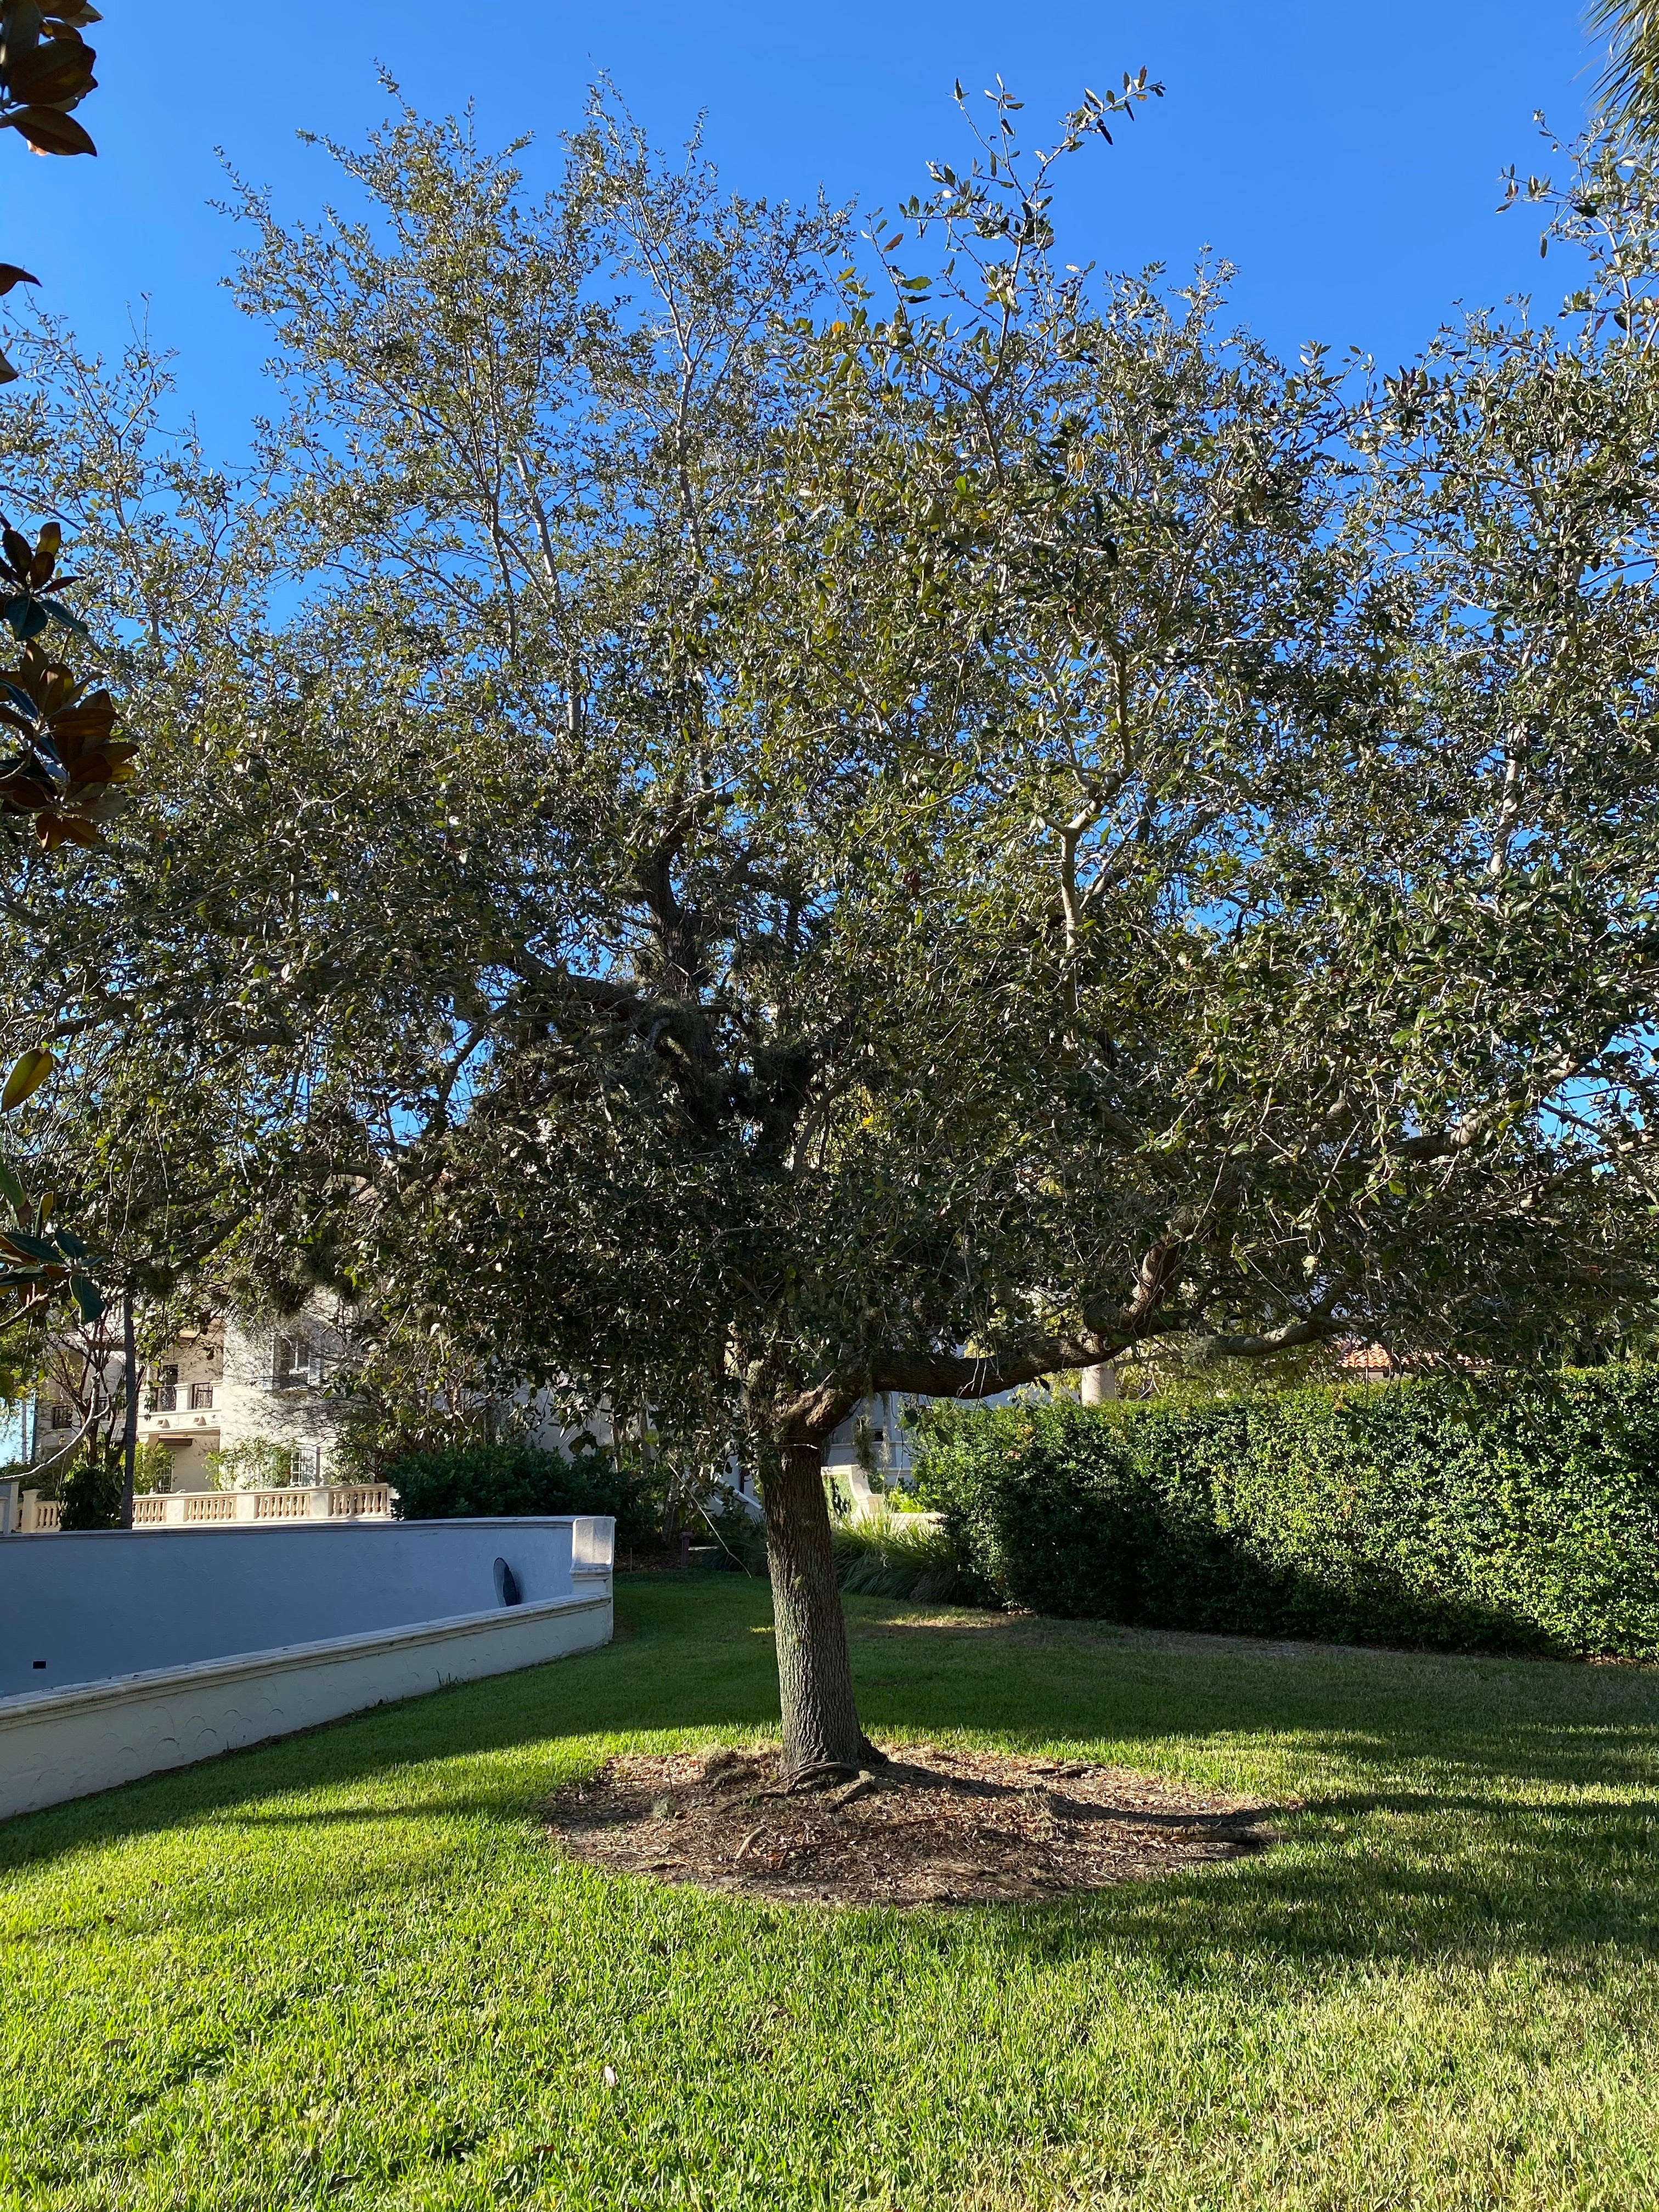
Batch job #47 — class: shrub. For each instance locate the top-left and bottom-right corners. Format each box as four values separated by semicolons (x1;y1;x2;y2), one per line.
58;1449;123;1530
385;1440;653;1544
205;1437;308;1491
131;1440;175;1494
913;1368;1659;1659
51;1439;174;1526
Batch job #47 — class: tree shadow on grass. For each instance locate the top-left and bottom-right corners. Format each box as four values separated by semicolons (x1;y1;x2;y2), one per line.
5;1577;1659;1984
848;1603;1659;1793
983;1787;1659;1988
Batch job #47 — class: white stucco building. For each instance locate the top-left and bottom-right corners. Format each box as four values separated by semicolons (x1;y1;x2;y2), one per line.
27;1307;350;1493
820;1392;922;1506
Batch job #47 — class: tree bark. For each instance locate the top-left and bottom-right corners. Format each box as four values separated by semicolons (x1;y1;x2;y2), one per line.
760;1436;865;1780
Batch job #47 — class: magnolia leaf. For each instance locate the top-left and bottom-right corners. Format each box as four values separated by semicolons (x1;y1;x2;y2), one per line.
0;1159;25;1212
0;352;18;386
8;106;97;156
3;1;45;59
0;266;38;295
67;1271;103;1322
52;702;117;740
39;596;88;637
9;40;96;106
1;1046;53;1111
1;595;48;640
0;1227;59;1263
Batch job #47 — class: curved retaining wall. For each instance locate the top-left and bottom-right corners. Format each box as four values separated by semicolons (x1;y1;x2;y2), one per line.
0;1516;613;1820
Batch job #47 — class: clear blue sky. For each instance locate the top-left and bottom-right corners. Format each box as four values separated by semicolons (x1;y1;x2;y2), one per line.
0;2;1607;455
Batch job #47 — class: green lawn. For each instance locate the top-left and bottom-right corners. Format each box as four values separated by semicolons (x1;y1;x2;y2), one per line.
3;1577;1659;2211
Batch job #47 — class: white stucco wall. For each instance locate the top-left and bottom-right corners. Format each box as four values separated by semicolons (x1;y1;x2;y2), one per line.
0;1515;610;1697
822;1393;921;1488
0;1591;612;1822
0;1515;615;1821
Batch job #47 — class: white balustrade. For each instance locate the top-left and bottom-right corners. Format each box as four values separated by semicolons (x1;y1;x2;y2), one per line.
7;1484;394;1533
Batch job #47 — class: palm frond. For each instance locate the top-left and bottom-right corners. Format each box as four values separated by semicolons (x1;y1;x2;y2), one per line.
1589;0;1659;137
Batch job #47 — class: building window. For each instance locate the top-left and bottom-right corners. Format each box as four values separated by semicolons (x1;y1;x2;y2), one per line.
272;1333;314;1389
189;1383;214;1411
146;1364;179;1414
49;1401;71;1430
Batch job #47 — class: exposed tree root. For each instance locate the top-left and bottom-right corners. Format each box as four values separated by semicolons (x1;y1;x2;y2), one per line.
544;1741;1280;1908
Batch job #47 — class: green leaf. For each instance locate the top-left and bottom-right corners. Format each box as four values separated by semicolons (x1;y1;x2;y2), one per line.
8;38;97;108
40;596;88;637
0;679;41;720
1;1047;53;1112
0;1227;60;1263
0;594;49;640
68;1272;103;1322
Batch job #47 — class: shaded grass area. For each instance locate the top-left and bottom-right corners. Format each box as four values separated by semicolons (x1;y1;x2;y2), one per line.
3;1576;1659;2209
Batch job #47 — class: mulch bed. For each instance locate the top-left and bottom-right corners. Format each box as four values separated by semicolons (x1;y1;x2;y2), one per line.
542;1743;1277;1908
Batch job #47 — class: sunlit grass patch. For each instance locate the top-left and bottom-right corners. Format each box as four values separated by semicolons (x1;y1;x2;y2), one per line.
2;1575;1657;2209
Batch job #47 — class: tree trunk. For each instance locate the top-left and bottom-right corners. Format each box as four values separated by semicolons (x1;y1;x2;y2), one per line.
1079;1362;1119;1404
119;1288;138;1532
760;1436;865;1780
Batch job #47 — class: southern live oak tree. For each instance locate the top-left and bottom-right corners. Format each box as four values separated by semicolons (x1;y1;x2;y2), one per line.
9;87;1659;1773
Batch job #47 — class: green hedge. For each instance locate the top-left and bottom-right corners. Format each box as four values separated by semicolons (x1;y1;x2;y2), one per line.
386;1442;652;1545
913;1369;1659;1659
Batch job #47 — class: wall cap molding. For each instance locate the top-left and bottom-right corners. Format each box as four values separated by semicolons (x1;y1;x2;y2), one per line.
0;1587;609;1730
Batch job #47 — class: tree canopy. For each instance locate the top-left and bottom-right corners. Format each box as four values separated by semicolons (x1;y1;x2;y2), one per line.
7;85;1659;1765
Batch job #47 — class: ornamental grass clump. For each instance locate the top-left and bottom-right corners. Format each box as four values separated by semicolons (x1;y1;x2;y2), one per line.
831;1505;969;1603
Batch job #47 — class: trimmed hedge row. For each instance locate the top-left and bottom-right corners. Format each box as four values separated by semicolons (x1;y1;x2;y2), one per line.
386;1442;653;1545
913;1369;1659;1658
